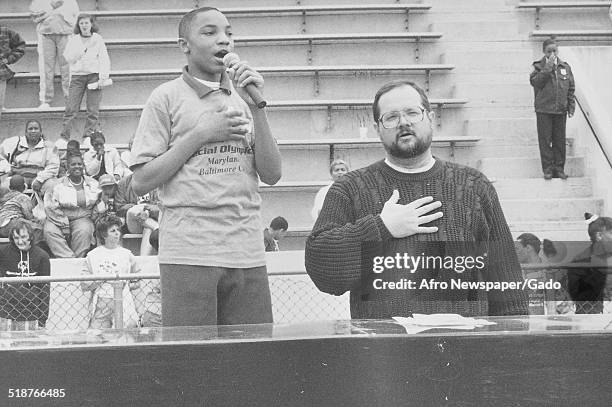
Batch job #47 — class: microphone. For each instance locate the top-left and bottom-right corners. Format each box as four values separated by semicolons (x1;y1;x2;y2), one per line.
222;52;267;109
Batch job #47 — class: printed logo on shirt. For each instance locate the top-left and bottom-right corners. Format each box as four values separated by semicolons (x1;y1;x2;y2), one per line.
191;143;255;177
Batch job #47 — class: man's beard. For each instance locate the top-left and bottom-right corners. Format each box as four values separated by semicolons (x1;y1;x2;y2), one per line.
386;131;432;159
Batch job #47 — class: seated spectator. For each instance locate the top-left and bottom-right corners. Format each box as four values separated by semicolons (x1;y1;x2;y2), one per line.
0;120;59;195
43;153;101;258
516;233;543;264
311;159;349;221
568;213;612;314
0;220;50;331
115;173;160;256
95;174;118;218
0;175;43;243
83;130;124;181
81;215;141;329
263;216;288;252
57;139;81;178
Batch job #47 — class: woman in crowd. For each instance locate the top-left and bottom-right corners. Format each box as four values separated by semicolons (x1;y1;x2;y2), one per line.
61;14;110;144
568;213;612;314
0;119;59;194
0;220;50;331
83;130;124;181
43;152;101;258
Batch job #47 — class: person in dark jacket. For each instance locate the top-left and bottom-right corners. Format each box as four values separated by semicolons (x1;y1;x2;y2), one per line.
0;26;26;118
530;37;575;180
0;220;50;330
567;213;612;314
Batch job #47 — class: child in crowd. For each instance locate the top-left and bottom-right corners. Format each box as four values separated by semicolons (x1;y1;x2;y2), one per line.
81;214;140;328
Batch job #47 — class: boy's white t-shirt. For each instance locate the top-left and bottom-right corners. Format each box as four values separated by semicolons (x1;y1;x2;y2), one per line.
85;246;137;298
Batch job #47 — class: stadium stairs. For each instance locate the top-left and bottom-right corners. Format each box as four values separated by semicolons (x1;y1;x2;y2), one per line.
1;0;611;252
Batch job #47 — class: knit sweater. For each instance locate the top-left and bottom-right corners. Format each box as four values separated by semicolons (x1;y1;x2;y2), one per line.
305;159;528;318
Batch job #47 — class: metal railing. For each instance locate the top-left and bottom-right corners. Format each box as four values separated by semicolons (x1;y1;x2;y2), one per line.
1;264;610;331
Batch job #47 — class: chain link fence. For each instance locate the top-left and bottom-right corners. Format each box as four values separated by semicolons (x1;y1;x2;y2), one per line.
1;264;611;331
0;272;349;330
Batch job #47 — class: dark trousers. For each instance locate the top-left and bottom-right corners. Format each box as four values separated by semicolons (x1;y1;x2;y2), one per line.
160;264;273;327
536;112;567;173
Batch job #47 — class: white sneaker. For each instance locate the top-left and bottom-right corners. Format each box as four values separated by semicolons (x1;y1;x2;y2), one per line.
38;103;51;109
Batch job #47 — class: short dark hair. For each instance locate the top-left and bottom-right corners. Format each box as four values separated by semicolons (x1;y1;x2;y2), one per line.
542;36;557;51
372;80;431;123
517;233;541;254
270;216;288;232
89;130;105;145
585;212;612;243
66;139;81;152
9;220;34;247
25;119;42;133
96;215;123;245
66;151;83;163
178;7;220;39
74;14;100;35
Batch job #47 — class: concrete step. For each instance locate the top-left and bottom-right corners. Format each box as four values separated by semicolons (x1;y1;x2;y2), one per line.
455;83;533;106
518;8;612;33
0;103;467;145
467;118;537;144
262;189;602;227
479;156;585;178
7;12;421;42
5;70;458;108
442;49;535;72
0;0;421;13
433;20;522;41
493;177;593;199
509;220;590;241
12;40;445;72
500;197;603;222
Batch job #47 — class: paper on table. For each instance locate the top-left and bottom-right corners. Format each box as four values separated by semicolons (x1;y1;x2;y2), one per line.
393;314;496;334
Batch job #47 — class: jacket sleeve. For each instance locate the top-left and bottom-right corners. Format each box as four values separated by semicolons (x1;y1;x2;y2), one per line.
567;65;576;116
5;29;26;65
529;62;553;89
478;179;529;316
83;150;100;177
0;138;11;174
305;182;393;295
63;35;85;65
57;0;80;27
43;184;69;230
115;179;135;218
96;35;111;80
35;145;60;184
110;149;124;177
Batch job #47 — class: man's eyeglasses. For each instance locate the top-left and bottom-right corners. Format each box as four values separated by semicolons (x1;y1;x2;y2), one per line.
379;107;426;129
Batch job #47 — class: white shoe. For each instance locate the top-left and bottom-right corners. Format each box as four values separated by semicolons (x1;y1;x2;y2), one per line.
38;103;51;109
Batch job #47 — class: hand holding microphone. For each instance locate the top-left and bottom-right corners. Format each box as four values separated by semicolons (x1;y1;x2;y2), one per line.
222;52;267;108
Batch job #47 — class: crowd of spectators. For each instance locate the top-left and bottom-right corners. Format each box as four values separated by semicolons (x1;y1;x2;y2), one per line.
0;122;160;260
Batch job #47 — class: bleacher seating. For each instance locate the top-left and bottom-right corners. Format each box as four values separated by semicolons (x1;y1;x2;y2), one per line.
518;0;612;36
2;0;609;252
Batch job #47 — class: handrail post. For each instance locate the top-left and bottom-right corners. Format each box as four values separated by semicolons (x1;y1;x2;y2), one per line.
112;279;124;329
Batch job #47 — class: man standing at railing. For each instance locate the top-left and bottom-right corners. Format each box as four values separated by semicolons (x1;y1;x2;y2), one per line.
0;220;50;331
305;80;528;318
130;7;282;327
530;37;575;180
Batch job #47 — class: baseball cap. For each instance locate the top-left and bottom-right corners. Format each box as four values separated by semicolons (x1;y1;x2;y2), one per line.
98;174;116;187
